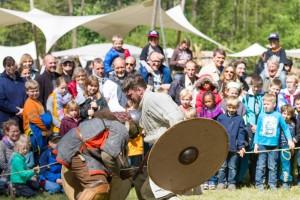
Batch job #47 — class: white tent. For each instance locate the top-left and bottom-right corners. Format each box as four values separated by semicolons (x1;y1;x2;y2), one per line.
0;41;37;72
51;43;143;68
0;0;231;53
227;43;267;57
286;49;300;58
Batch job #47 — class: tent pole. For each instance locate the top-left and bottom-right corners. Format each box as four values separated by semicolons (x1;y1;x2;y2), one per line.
30;0;41;71
151;0;158;29
158;0;169;67
175;0;186;46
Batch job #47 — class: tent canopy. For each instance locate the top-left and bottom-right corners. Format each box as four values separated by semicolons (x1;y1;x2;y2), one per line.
0;0;231;53
227;43;267;57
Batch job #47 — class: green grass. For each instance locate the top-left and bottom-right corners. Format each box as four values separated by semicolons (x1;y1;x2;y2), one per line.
2;186;300;200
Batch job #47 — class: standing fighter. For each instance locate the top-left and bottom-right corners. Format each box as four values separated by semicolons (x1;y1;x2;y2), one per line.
122;74;184;200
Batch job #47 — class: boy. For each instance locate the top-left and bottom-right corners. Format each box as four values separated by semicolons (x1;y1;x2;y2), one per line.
254;93;295;191
23;80;52;156
264;33;287;78
39;133;63;194
238;75;265;185
268;78;282;111
217;97;246;191
104;34;130;75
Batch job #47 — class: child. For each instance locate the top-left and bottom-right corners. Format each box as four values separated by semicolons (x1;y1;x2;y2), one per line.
10;139;39;198
294;95;300;186
59;100;83;137
39;133;63;194
23;80;52;156
78;76;108;119
254;93;295;191
47;77;72;134
283;59;293;75
199;91;223;120
279;105;296;190
18;65;31;80
264;33;287;78
195;74;222;115
18;134;35;169
217;97;246;191
199;91;222;190
220;81;246;116
104;34;130;75
178;89;193;114
268;78;282;111
277;74;300;110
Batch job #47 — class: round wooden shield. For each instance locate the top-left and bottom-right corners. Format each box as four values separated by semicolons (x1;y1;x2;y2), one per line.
148;118;229;192
61;166;83;200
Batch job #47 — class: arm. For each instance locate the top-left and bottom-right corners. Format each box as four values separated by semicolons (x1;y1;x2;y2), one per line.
39;150;60;182
25;152;35;169
46;95;61;128
169;49;179;66
0;143;8;170
79;99;91;119
237;118;246;150
24;100;47;131
12;156;34;181
0;82;19;114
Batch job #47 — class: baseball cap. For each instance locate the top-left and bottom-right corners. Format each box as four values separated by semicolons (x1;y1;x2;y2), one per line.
49;133;62;142
268;33;280;40
148;30;159;38
61;56;73;64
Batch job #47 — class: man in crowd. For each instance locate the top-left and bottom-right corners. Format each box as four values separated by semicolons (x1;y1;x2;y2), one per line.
125;56;137;75
91;58;108;93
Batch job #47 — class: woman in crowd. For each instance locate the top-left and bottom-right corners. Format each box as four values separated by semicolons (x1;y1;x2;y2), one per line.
19;53;39;80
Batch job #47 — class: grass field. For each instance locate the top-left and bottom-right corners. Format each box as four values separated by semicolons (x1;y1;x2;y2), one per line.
2;185;300;200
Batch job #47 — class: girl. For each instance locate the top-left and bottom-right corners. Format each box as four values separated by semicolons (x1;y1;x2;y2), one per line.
59;100;83;137
10;139;39;198
46;77;72;134
79;76;108;119
18;65;31;80
220;81;246;116
17;134;35;169
195;74;221;115
199;91;223;190
179;89;193;115
279;105;296;190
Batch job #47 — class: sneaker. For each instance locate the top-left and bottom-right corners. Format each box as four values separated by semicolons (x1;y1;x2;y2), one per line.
202;182;209;190
227;184;236;191
256;186;264;192
209;183;216;190
8;183;16;198
282;183;290;190
270;185;277;192
217;183;226;190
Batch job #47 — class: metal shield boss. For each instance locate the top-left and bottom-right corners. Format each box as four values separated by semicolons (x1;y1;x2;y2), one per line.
148;118;229;192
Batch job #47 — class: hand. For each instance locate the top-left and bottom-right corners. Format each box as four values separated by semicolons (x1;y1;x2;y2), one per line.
16;107;23;116
56;179;62;185
145;64;154;74
88;108;94;117
288;140;295;150
251;125;257;133
293;137;298;143
31;177;37;182
275;73;280;78
254;144;259;154
238;148;246;157
33;166;40;174
91;101;98;109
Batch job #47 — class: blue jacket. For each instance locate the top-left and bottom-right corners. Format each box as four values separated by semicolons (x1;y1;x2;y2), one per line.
139;64;172;84
217;113;246;152
104;48;119;74
39;148;62;183
254;111;292;146
0;72;27;126
242;88;264;125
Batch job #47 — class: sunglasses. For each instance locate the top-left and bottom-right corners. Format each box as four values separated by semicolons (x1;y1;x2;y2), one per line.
225;70;234;74
126;63;134;67
63;61;72;66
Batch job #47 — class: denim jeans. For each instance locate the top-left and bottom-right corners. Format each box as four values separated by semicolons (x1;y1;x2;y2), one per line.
218;152;239;185
43;180;64;194
279;145;292;183
255;145;279;188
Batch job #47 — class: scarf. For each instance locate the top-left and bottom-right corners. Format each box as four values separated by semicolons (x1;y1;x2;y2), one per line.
54;88;72;121
2;136;14;149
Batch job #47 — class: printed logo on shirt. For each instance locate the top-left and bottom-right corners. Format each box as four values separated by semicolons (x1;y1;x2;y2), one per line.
261;116;277;137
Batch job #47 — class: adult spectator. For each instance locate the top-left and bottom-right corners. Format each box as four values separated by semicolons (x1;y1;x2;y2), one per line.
68;67;87;100
19;53;39;80
125;56;138;75
169;60;198;105
218;65;238;93
260;56;286;92
36;54;60;110
170;38;193;80
102;57;128;112
254;52;266;76
0;56;27;130
198;48;226;81
91;58;108;93
57;56;74;83
139;51;172;92
234;60;250;92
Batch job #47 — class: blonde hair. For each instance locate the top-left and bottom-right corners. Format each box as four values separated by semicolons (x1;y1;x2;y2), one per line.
112;34;124;43
263;93;276;104
1;119;19;135
55;77;68;87
14;139;30;153
226;96;240;108
25;80;39;90
179;89;192;100
286;74;299;85
185;107;197;119
19;53;33;68
72;67;87;81
66;100;79;116
18;134;31;147
156;88;168;94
